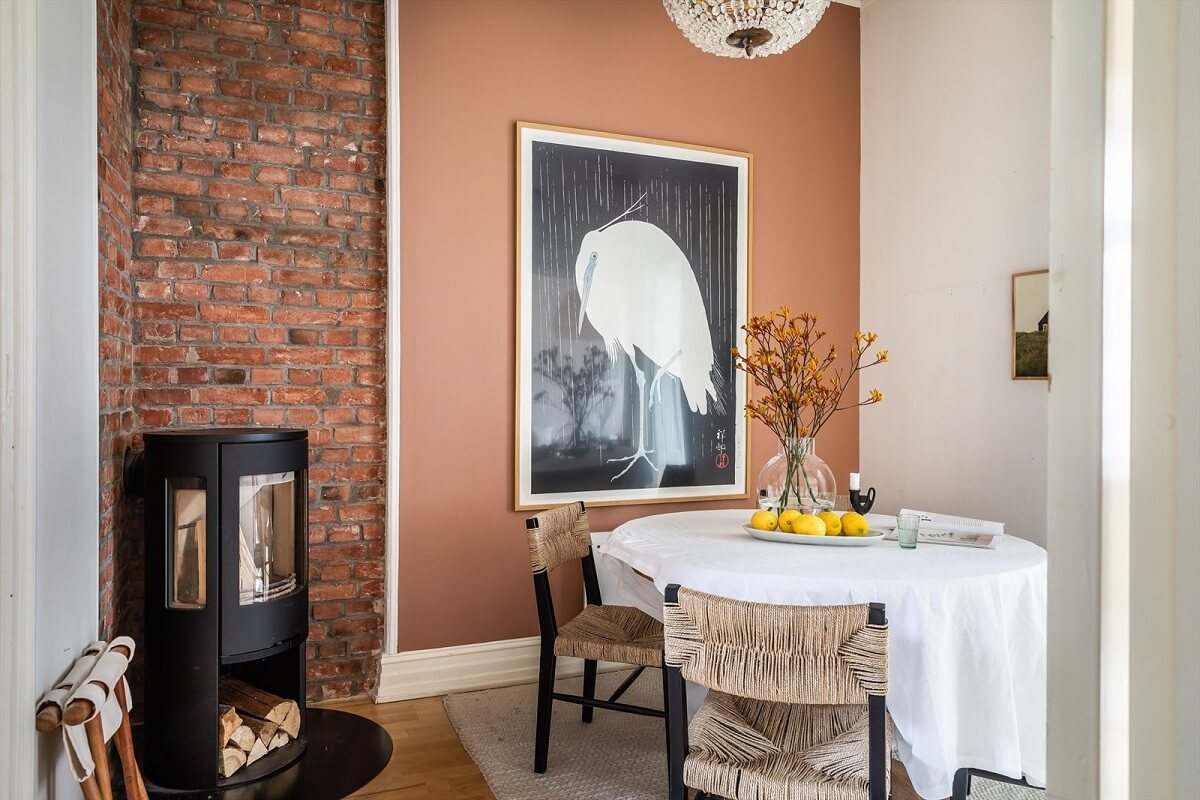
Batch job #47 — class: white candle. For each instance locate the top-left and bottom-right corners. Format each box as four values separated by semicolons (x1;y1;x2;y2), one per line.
849;472;861;491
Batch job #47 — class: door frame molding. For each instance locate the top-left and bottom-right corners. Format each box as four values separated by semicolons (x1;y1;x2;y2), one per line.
0;1;41;795
382;0;402;660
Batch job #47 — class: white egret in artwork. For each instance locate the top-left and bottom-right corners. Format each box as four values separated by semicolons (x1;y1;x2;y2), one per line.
575;194;724;481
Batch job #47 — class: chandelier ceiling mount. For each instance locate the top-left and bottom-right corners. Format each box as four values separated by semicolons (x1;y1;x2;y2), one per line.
663;0;832;60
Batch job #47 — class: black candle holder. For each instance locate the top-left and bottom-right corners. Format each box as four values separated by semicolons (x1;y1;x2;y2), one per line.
849;487;876;515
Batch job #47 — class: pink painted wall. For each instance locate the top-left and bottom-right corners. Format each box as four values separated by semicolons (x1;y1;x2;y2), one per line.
398;0;861;650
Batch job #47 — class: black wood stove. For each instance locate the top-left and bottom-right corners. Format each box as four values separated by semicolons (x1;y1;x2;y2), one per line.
126;428;309;792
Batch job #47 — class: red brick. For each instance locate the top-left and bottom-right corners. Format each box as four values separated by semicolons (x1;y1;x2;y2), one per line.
207;181;276;203
217;38;252;58
217;325;252;342
238;62;304;84
136;302;198;322
283;29;342;52
177;32;215;52
213;408;251;424
197;387;268;405
134;5;198;29
211;285;246;302
134;172;202;195
309;73;371;95
158;134;230;157
160;51;229;74
326;56;359;75
280;188;345;209
139;28;172;49
200;264;268;284
225;0;256;17
202;17;269;40
233;141;305;165
135;344;190;363
193;346;266;364
197;97;265;121
217;119;251;139
215;242;256;260
216;202;250;220
255;85;291;105
260;4;293;23
198;303;270;323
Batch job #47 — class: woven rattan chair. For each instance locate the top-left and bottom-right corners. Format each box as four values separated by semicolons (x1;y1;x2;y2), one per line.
525;502;668;774
663;584;891;800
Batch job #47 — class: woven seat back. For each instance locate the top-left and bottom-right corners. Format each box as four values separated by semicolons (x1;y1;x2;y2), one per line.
526;502;591;574
664;586;888;705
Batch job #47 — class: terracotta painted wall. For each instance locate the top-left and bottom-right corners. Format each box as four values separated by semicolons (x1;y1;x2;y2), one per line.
397;0;861;651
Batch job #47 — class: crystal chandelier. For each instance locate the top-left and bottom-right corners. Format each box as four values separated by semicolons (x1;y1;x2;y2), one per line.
663;0;831;59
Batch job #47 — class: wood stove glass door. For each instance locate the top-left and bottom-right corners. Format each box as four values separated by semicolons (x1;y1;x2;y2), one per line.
220;439;308;657
169;478;207;609
238;472;301;605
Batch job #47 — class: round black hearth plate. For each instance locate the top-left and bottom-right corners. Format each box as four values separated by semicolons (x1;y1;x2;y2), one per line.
135;708;392;800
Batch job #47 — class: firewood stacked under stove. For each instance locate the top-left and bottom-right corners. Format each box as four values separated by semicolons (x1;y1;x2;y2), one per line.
217;677;301;778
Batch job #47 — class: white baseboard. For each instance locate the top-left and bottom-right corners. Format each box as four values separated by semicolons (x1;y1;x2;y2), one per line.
374;636;626;704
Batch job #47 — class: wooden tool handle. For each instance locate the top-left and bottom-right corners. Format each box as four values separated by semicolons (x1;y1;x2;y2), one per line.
63;698;96;727
79;774;103;800
84;717;114;800
63;643;134;726
35;704;63;733
113;681;148;800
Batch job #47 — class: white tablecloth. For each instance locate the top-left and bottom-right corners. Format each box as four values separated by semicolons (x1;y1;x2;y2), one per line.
599;509;1047;800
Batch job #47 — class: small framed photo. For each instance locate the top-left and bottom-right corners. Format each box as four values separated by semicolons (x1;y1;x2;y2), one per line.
1012;268;1049;380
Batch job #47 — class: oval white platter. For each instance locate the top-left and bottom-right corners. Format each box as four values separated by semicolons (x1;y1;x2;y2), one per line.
742;524;886;547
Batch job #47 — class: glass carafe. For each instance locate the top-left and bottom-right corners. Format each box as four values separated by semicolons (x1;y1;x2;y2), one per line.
756;437;836;514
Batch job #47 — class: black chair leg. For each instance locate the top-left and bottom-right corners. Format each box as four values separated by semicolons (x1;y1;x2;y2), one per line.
533;646;556;773
665;666;688;800
661;667;672;789
952;768;971;800
582;659;597;723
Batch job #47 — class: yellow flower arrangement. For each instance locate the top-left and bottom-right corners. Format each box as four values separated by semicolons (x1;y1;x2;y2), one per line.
732;307;887;509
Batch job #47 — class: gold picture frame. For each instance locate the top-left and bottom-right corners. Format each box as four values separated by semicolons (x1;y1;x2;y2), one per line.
1012;268;1050;380
514;122;753;510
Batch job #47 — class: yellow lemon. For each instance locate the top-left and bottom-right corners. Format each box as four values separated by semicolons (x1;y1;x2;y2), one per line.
841;512;870;537
792;513;827;536
817;511;842;535
778;509;802;533
750;510;779;531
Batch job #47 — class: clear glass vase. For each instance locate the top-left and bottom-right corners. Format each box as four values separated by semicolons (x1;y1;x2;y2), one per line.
757;437;837;514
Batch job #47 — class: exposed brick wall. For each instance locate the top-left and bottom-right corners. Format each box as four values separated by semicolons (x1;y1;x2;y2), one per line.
98;0;138;645
128;0;387;700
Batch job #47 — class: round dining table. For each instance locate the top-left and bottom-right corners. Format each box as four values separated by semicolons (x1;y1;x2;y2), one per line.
598;509;1047;800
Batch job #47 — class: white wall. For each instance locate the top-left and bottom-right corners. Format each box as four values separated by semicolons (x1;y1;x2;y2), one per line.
859;0;1051;544
1044;2;1200;795
34;1;100;796
1044;1;1106;795
1126;1;1199;794
1170;3;1200;789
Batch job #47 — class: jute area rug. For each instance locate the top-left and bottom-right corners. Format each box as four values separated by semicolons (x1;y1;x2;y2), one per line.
444;669;1044;800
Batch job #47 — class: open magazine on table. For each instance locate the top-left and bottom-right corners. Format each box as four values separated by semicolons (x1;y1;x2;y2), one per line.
880;509;1005;549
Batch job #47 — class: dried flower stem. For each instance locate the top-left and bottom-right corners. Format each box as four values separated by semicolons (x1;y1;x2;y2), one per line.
732;308;888;509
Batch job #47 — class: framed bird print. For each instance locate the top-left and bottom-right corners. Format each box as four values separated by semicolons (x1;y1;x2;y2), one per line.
515;122;751;509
